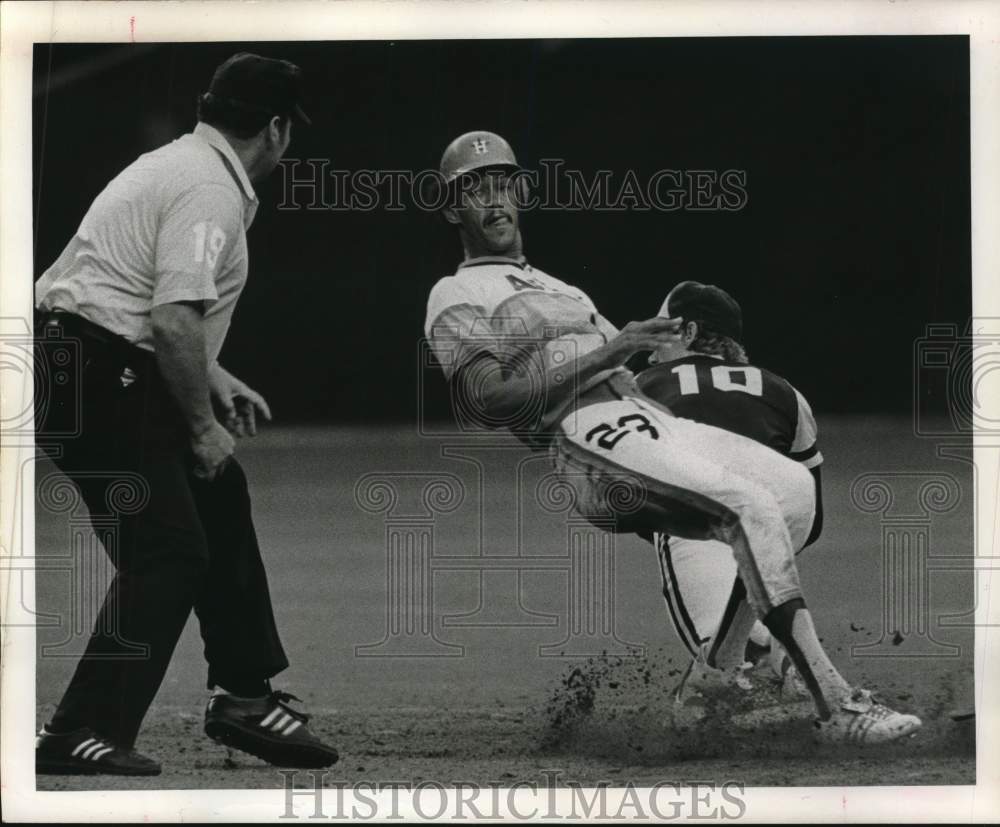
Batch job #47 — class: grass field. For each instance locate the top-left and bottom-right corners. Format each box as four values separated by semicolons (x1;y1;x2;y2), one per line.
34;417;976;789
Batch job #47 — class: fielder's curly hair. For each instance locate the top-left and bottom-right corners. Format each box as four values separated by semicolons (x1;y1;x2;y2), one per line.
689;322;749;364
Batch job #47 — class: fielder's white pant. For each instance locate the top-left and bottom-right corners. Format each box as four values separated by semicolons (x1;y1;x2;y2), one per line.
657;536;738;653
552;393;815;616
657;532;815;654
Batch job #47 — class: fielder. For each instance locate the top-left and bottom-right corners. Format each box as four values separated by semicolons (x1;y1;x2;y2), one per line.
34;54;338;774
424;131;920;744
635;281;823;697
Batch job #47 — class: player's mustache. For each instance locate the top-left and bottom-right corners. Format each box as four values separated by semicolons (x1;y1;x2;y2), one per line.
483;210;512;227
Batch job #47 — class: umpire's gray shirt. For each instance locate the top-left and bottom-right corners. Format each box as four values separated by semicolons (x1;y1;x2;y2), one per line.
36;123;259;361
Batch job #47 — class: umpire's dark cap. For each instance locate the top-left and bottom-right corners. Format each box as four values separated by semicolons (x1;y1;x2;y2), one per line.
205;52;311;125
658;281;743;342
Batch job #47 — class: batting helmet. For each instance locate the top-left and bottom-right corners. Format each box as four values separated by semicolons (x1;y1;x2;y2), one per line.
439;131;520;182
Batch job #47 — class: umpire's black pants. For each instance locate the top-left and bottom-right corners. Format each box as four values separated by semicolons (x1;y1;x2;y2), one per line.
35;312;288;749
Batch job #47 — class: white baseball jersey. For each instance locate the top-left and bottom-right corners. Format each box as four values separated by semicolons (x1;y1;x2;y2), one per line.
424;255;621;428
35;123;258;362
425;255;814;615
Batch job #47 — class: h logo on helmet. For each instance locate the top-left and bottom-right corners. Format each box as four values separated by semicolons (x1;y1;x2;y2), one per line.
472;138;490;154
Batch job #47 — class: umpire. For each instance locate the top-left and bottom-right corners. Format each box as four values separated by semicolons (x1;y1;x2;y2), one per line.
34;53;338;775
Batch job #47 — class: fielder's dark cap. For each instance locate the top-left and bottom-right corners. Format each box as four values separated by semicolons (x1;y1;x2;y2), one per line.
204;52;311;125
657;280;743;342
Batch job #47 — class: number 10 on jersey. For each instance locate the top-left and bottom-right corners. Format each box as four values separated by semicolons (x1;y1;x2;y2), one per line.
672;364;763;396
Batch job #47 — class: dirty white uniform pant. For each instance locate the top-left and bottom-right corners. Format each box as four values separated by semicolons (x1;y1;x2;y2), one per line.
657;536;739;653
552;394;815;616
657;531;816;654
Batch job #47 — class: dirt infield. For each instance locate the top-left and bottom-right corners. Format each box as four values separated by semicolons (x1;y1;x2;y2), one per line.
34;419;977;790
36;661;976;790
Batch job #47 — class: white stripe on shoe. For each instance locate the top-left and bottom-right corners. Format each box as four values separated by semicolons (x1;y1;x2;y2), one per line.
71;738;96;757
260;708;283;728
91;747;113;761
270;713;292;732
82;742;105;759
282;720;302;736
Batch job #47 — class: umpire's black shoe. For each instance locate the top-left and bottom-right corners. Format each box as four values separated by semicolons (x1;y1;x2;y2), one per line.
35;727;162;776
204;689;339;768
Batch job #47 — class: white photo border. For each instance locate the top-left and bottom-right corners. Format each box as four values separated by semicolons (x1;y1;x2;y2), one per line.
2;0;998;822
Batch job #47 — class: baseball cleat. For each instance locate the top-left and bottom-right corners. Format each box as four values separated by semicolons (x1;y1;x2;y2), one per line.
673;650;753;709
814;688;921;745
204;689;339;768
35;727;161;776
763;645;812;701
780;664;812;701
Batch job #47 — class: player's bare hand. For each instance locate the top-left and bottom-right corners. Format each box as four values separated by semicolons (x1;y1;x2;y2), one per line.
209;363;273;438
614;317;685;356
191;421;235;481
233;388;272;437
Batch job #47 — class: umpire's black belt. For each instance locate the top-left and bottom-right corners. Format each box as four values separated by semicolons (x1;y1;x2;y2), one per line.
36;309;154;370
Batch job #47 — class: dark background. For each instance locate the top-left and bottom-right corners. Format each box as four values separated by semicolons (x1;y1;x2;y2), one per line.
32;38;970;423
